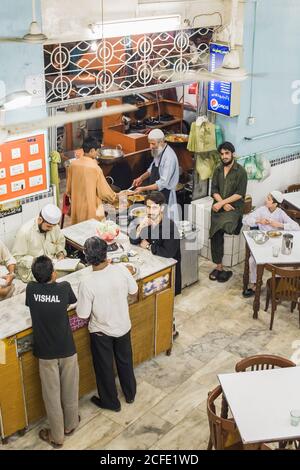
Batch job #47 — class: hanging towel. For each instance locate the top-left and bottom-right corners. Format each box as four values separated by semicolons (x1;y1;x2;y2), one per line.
195;151;220;180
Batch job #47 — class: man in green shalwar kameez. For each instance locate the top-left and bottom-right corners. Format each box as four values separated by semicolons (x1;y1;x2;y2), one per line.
209;142;248;283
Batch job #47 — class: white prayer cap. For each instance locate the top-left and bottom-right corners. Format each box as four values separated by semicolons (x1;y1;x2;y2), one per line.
270;190;284;204
41;204;62;225
148;129;165;141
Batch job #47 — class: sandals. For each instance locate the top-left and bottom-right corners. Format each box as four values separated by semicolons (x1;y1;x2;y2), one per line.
217;270;233;283
209;269;220;281
39;428;63;449
64;415;81;436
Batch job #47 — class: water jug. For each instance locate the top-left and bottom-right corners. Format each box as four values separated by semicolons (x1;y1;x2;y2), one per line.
281;233;294;255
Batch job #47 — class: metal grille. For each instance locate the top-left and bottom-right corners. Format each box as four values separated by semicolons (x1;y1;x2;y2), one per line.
43;27;213;106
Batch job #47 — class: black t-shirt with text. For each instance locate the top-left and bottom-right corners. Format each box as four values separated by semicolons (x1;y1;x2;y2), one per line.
25;281;77;359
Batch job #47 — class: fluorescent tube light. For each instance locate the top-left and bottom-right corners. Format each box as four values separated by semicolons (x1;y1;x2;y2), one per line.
89;15;181;38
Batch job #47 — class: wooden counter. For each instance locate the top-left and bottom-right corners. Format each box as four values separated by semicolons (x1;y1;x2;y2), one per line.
0;260;175;443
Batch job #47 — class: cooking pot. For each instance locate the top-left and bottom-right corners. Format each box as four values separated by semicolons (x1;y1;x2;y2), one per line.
98;144;124;164
105;176;121;193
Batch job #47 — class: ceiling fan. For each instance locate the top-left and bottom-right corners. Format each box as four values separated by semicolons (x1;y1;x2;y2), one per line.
0;0;48;44
0;103;136;144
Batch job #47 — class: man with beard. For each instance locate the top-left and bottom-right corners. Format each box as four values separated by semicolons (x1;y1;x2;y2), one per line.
12;204;66;283
209;142;248;283
132;129;179;221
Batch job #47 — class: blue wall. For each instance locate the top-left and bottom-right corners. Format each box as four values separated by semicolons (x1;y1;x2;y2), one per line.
0;0;46;123
217;0;300;159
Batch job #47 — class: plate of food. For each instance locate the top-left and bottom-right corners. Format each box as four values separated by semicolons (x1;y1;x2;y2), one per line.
165;133;189;144
128;194;145;203
267;230;282;238
124;263;138;276
130;206;147;218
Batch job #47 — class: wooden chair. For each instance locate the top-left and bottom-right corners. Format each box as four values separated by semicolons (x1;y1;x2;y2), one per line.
235;354;296;372
207;386;271;450
283;208;300;224
285;184;300;193
264;264;300;330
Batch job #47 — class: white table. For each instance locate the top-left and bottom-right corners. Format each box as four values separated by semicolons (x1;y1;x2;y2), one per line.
218;367;300;444
62;218;128;254
284;191;300;210
243;231;300;318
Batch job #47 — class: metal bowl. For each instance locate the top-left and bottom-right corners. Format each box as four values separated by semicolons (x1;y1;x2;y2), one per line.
98;145;124;164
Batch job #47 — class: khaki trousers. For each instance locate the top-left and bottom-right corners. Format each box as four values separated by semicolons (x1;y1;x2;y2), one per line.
39;353;79;444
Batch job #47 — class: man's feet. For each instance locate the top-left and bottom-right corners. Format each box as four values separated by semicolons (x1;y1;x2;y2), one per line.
90;395;121;412
125;397;135;404
217;270;233;283
242;288;255;298
64;415;81;436
173;330;179;340
209;269;220;281
39;428;63;448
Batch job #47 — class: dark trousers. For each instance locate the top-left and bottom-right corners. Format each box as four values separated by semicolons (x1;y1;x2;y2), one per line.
90;330;136;409
211;229;225;264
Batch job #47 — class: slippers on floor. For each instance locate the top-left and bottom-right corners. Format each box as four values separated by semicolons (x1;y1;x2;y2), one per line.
39;428;63;449
217;270;233;283
64;415;81;436
209;269;220;281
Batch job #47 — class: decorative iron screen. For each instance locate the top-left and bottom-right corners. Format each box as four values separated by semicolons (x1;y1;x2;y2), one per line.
43;27;213;106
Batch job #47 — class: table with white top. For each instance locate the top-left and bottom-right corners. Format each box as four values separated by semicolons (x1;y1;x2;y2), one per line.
243;231;300;318
218;367;300;445
284;191;300;210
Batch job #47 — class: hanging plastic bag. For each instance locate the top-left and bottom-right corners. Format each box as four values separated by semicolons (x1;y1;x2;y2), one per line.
255;154;271;181
242;155;259;180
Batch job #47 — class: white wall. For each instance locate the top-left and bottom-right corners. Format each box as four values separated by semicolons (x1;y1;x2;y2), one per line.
247;158;300;207
41;0;243;43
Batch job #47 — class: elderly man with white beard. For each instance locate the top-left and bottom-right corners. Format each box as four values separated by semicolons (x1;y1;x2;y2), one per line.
132;129;180;221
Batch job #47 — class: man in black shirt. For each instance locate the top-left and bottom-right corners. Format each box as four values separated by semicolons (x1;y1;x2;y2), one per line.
129;191;181;338
25;256;79;448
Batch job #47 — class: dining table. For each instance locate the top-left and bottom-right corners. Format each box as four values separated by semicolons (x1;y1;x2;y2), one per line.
243;230;300;319
218;367;300;446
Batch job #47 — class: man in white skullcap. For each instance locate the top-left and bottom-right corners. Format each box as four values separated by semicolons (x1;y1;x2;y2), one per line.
242;190;300;297
132;129;180;221
12;204;67;283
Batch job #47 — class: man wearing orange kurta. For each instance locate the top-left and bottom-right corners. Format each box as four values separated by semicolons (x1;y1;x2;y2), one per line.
66;137;116;225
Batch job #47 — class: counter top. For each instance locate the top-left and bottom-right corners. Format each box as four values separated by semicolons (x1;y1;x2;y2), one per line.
0;240;176;340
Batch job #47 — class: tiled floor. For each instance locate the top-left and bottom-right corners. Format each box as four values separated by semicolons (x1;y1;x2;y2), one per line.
3;258;300;450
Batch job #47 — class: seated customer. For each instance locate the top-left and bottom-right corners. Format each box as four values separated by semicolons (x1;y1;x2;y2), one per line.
242;190;300;297
129;191;181;297
77;237;138;412
12;204;66;283
26;256;79;448
0;240;25;300
209;142;248;283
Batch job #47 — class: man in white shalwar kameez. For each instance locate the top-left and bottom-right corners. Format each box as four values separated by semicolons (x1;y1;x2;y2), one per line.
242;190;300;297
12;204;66;283
133;129;180;222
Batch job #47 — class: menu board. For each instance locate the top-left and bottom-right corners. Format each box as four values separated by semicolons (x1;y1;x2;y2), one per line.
0;130;49;203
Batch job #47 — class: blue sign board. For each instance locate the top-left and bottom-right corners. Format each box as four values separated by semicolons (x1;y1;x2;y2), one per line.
207;43;232;116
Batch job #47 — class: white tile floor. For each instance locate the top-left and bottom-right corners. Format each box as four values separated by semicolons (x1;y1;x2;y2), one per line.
3;257;300;450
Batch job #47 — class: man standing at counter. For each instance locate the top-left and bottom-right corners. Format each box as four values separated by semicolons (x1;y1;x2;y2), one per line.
66;137;116;224
26;256;79;448
209;142;248;283
77;237;138;412
12;204;66;283
133;129;179;221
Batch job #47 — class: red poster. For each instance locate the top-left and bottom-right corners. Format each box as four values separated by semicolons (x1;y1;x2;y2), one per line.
0;131;49;203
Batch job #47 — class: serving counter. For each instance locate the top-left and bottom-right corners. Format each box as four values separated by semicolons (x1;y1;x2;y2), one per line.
0;244;176;443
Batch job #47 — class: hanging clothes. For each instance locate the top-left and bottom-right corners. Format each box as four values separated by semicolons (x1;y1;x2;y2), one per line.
49;150;61;206
187;121;217;153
